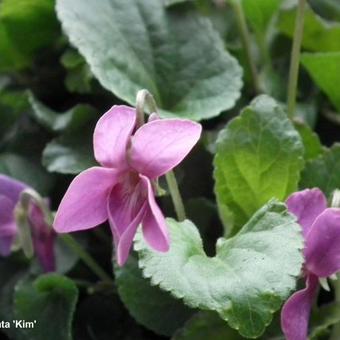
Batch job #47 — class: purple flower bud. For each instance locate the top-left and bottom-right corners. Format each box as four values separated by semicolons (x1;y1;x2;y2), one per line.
0;175;56;272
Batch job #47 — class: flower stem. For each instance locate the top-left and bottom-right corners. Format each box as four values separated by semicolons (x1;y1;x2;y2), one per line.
287;0;306;118
136;89;158;127
60;234;112;282
135;89;187;221
165;171;186;221
230;0;260;94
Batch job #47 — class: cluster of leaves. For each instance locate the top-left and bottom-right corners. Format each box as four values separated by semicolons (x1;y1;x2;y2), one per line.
1;0;340;339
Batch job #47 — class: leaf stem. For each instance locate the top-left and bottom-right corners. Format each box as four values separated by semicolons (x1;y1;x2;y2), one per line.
287;0;306;118
165;171;186;221
230;0;260;94
60;234;112;282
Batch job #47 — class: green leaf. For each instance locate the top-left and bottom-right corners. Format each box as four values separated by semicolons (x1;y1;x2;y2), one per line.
278;3;340;52
0;153;53;194
60;49;94;94
294;120;323;161
14;274;78;340
115;255;193;336
173;312;243;340
214;95;304;233
0;23;28;71
29;92;96;132
136;201;303;338
310;303;340;339
0;89;28;141
309;0;340;21
301;52;340;112
0;0;60;70
74;292;147;340
54;237;80;274
242;0;282;36
162;0;190;6
0;259;27;340
300;144;340;198
42;129;96;174
56;0;243;120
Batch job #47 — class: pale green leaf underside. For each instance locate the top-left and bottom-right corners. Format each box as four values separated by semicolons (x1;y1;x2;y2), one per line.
136;201;303;338
56;0;242;120
214;95;304;233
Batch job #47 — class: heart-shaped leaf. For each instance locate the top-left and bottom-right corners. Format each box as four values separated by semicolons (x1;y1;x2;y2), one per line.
135;200;303;338
214;95;304;234
56;0;242;120
14;274;78;340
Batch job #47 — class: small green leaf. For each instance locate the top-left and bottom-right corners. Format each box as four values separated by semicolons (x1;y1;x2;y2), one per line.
115;256;193;336
0;258;27;340
174;311;243;340
294;120;323;161
29;93;96;132
42;129;96;174
56;0;242;120
136;201;303;338
0;89;28;141
309;0;340;21
242;0;282;37
0;23;28;71
0;0;60;70
14;274;78;340
60;49;94;94
301;52;340;112
278;3;340;52
214;95;304;233
300;144;340;198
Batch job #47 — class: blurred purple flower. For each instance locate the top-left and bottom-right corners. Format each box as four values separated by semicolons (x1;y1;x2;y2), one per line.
54;105;201;266
281;188;340;340
0;174;56;272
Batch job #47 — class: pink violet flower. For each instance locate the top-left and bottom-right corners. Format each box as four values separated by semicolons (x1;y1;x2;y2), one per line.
53;105;202;266
281;188;340;340
0;174;56;272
